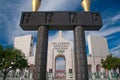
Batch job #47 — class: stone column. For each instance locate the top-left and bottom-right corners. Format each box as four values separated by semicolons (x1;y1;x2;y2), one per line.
33;26;48;80
74;26;88;80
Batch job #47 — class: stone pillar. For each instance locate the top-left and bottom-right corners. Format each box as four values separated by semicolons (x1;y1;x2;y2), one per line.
74;26;88;80
34;26;48;80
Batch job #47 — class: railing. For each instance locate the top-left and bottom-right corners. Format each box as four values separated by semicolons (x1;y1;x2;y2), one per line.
47;72;74;80
0;71;120;80
0;76;119;80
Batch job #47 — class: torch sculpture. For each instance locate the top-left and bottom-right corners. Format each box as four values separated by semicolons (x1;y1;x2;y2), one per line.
81;0;90;12
32;0;40;12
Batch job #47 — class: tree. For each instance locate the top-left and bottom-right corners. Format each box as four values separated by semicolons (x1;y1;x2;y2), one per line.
101;54;120;78
0;45;29;80
101;54;120;70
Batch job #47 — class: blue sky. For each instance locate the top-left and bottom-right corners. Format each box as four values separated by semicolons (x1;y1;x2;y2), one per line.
0;0;120;57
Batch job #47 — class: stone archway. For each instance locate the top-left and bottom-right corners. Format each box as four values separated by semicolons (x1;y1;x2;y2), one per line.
47;31;75;80
96;64;101;73
55;54;66;79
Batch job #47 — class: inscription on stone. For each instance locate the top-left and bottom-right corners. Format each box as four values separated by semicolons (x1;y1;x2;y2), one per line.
52;42;70;50
69;13;77;23
46;13;53;23
23;13;30;24
92;13;99;23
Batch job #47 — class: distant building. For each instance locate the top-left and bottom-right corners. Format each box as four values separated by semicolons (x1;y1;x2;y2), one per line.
87;35;109;78
13;33;109;79
14;35;35;78
88;35;109;57
14;35;35;65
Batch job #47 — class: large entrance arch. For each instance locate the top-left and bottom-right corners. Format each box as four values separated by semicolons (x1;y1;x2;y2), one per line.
55;55;66;79
47;31;75;80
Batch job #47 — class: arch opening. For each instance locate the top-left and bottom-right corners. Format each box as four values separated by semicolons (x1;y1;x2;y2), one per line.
88;64;92;78
55;55;66;79
96;64;101;78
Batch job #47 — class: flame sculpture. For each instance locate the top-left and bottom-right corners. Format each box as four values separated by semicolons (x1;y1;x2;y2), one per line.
32;0;40;12
81;0;90;12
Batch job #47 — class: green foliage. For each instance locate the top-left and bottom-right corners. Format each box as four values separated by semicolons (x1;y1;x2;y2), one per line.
101;54;120;70
0;45;29;80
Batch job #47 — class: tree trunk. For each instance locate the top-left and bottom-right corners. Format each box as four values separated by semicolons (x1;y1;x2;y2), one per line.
2;72;7;80
3;73;6;80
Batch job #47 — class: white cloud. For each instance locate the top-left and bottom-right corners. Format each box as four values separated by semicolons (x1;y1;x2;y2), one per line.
40;0;81;11
3;0;37;45
110;44;120;57
112;14;120;22
48;32;58;41
100;13;120;31
86;26;120;37
49;30;74;42
63;31;74;41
